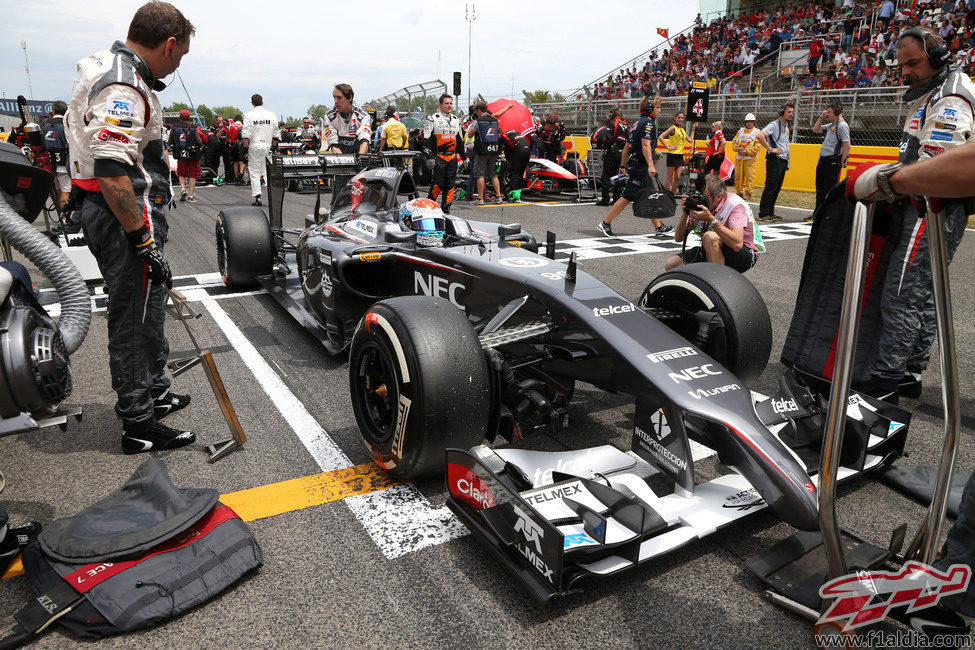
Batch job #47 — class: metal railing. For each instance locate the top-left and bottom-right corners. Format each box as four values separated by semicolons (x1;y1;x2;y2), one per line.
530;86;910;147
365;80;447;115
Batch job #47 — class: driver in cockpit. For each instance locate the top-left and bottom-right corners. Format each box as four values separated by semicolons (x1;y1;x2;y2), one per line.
399;198;446;247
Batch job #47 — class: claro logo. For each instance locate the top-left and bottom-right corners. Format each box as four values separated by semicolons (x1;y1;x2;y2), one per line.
414;271;465;309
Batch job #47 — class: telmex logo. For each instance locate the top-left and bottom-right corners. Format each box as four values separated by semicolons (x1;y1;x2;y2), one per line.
647;347;697;363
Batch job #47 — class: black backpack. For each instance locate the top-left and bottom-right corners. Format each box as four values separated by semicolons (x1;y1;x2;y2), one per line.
475;117;500;155
172;126;201;161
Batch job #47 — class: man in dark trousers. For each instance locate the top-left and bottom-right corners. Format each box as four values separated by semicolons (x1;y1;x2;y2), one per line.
66;1;196;453
758;100;794;223
537;112;565;162
423;94;464;213
596;107;628;206
500;129;530;198
812;103;851;213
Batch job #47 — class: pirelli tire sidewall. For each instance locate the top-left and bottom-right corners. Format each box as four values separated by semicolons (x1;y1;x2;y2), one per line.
349;296;490;480
640;262;772;382
215;207;273;288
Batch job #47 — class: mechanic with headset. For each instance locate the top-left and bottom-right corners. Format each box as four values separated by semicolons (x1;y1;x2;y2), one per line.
846;26;974;403
500;129;531;197
296;116;321;152
66;1;196;453
757;100;795;223
324;84;371;155
666;173;761;272
241;93;280;206
423;94;465;214
812;102;851;213
42;100;70;212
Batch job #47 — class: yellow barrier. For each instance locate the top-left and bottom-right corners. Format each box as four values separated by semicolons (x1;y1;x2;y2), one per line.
561;135;899;193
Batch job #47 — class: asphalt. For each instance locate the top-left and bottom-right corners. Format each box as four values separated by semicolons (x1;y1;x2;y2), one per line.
1;178;974;649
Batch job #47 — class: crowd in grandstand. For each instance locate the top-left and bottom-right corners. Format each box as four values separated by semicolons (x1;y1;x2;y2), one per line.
591;0;975;99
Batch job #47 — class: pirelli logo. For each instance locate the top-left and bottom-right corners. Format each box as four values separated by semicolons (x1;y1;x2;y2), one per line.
647;347;697;363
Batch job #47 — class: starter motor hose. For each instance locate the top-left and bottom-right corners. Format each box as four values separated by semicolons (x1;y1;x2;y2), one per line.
0;195;91;354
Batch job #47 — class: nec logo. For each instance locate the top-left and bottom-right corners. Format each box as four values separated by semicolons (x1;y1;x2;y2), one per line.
592;303;636;317
668;364;720;384
414;271;465;308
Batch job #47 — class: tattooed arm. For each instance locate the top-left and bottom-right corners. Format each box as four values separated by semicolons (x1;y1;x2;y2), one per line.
98;176;147;232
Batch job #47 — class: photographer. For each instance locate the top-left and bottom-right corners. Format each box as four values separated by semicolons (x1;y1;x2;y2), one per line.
665;173;759;272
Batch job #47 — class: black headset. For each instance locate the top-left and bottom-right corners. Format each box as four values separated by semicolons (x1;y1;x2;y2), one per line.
779;101;795;117
899;27;952;70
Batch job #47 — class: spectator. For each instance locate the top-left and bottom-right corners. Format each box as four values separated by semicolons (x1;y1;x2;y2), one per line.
812;103;851;213
758;100;794;223
879;0;895;29
168;109;203;203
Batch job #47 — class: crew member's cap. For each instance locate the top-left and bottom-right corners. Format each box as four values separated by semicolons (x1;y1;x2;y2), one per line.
744;113;756;121
179;109;191;119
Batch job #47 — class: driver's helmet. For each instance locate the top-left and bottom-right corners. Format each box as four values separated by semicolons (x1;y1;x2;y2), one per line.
399;198;446;247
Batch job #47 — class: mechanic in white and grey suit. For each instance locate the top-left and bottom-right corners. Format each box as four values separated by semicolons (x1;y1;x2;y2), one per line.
241;93;280;206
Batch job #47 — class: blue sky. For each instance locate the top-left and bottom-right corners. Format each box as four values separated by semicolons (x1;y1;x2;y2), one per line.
1;0;700;118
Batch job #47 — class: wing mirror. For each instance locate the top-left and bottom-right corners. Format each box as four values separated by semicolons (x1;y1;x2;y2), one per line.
385;230;417;244
499;223;522;238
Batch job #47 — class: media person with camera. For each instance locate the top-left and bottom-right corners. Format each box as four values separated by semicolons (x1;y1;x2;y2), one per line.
665;173;760;273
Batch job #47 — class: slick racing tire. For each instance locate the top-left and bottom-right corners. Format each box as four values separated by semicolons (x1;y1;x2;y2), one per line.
215;207;273;288
640;262;772;382
349;296;490;480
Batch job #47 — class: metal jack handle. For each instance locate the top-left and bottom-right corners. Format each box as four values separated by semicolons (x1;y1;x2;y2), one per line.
166;289;248;462
903;201;961;565
818;201;875;582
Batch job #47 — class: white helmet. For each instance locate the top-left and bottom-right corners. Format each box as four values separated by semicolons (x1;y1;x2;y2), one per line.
744;113;757;122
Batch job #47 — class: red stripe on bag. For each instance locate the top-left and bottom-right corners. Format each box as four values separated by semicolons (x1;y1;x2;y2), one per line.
63;505;239;593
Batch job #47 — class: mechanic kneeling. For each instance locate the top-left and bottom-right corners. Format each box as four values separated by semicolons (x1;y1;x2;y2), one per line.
666;173;760;272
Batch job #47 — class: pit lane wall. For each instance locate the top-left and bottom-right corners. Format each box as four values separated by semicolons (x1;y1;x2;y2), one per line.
562;135;899;193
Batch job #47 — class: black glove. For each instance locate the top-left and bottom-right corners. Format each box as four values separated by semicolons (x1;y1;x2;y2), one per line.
126;225;172;287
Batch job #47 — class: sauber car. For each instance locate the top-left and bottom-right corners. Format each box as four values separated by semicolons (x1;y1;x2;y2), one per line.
215;155;908;599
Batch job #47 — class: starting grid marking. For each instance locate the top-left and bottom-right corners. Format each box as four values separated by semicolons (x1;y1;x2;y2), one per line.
553;221;813;262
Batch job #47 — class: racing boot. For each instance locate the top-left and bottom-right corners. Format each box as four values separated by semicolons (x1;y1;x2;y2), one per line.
253;195;262;206
122;422;196;454
153;388;191;420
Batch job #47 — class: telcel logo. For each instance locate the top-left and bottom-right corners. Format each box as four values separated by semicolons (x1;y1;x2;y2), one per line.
771;397;798;414
592;303;636;317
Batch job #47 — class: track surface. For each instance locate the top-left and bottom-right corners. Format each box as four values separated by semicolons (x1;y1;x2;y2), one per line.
2;180;975;649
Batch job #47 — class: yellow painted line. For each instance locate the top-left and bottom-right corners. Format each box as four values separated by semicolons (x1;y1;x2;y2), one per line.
220;462;400;522
2;462;400;580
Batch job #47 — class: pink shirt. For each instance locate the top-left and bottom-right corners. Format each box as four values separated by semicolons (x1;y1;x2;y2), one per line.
688;193;758;253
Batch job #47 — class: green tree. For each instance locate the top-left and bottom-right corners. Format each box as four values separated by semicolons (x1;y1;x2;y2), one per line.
284;116;301;127
212;105;243;119
162;101;190;113
195;104;215;125
307;104;329;121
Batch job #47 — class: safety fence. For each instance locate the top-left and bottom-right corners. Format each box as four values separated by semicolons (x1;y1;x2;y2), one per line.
530;87;911;148
365;80;448;116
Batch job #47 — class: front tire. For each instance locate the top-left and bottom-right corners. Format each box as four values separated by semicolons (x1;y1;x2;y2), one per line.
640;262;772;382
349;296;490;480
215;207;273;288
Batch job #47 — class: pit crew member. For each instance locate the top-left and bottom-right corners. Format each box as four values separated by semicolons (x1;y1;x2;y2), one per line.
423;94;464;214
242;93;280;206
66;1;196;453
846;27;974;402
324;84;371;155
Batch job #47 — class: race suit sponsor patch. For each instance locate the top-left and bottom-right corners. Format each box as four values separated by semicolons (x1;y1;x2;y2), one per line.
104;116;133;128
923;144;946;156
934;121;956;131
96;129;129;144
105;98;136;118
929;131;954;142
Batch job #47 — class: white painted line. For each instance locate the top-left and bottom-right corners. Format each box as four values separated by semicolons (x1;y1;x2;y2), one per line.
203;299;468;558
345;485;469;559
203;299;351;472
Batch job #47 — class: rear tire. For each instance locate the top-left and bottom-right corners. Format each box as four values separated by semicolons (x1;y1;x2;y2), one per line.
215;207;273;288
640;262;772;382
349;296;490;480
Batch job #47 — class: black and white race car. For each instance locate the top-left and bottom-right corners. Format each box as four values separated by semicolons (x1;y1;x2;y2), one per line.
215;157;909;599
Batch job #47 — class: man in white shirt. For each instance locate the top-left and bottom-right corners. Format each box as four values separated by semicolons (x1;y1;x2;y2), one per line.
241;93;280;206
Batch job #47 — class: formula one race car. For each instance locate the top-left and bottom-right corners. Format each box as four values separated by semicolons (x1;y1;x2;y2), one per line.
214;158;908;599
